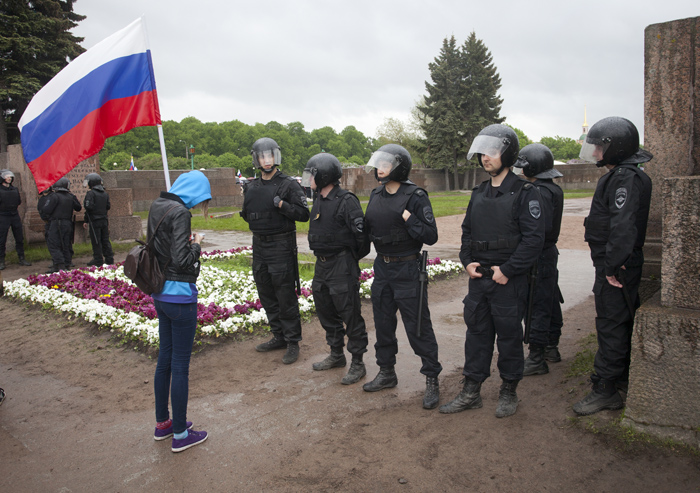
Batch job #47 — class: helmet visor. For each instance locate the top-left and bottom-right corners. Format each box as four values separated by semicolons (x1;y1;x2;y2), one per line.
364;151;400;174
579;139;610;164
254;148;281;167
467;135;510;160
300;169;314;187
1;170;14;181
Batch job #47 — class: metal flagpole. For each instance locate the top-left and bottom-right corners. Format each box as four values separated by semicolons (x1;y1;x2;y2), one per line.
157;124;171;190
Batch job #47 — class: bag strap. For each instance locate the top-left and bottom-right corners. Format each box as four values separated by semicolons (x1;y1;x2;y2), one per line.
147;204;180;246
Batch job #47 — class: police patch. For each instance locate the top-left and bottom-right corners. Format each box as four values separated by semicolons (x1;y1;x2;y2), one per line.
529;200;541;219
423;206;435;223
615;187;628;209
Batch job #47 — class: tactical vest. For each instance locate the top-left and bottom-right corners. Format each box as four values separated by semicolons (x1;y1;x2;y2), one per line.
49;191;77;220
536;180;563;248
243;175;295;235
85;188;109;220
469;179;528;264
308;189;356;255
365;183;422;256
0;185;21;214
584;164;651;247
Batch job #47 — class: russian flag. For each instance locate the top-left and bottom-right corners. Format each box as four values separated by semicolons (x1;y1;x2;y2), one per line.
237;169;242;178
19;18;160;191
129;155;137;171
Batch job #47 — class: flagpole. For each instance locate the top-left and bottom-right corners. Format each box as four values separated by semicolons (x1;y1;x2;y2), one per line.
157;124;171;190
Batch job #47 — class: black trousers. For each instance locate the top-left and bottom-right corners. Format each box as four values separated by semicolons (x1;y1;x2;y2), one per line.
47;219;73;267
528;246;563;348
370;257;442;378
252;234;302;343
87;218;114;263
463;274;527;382
312;252;368;357
592;264;642;383
0;212;25;259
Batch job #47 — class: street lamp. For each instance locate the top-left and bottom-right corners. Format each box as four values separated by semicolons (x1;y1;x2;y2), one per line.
189;145;195;170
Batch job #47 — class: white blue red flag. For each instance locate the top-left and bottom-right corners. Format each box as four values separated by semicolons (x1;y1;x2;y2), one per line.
19;18;160;191
237;169;242;178
129;155;137;171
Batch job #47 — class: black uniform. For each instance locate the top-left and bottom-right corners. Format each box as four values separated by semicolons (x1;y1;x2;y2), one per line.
584;164;651;385
308;185;369;357
528;179;564;348
460;171;544;382
84;186;114;264
43;189;81;268
37;192;52;243
241;170;310;343
364;181;442;378
0;183;26;261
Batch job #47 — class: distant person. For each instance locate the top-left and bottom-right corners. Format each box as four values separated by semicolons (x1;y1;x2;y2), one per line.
362;144;442;410
0;169;32;270
37;186;54;269
0;387;5;406
42;177;81;273
573;117;652;416
241;138;310;364
82;173;114;266
149;170;212;453
513;144;565;375
303;153;370;385
440;124;544;418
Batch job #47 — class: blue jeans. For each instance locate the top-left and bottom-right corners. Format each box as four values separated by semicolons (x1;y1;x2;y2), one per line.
153;300;198;434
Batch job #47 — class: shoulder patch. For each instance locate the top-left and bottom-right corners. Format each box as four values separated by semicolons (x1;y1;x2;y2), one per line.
529;200;541;219
615;187;628;209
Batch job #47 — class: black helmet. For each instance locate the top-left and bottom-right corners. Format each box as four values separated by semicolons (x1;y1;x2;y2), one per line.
83;172;103;188
54;177;70;191
514;144;562;179
301;153;342;189
1;169;14;184
580;116;652;167
251;137;281;172
467;124;520;174
365;143;412;184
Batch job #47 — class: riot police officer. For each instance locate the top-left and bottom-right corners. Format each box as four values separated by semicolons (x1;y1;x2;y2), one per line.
37;186;54;268
0;169;32;269
42;177;81;273
83;173;114;266
241;138;310;364
440;124;544;418
513;144;565;375
362;144;443;410
573;117;652;416
303;153;370;384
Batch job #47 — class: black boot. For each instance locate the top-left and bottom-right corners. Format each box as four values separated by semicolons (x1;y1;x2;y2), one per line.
18;257;32;266
0;260;5;270
46;264;64;274
423;376;440;409
87;258;103;267
523;346;549;376
312;350;346;371
439;378;482;414
362;366;398;392
495;379;519;418
341;359;366;385
544;345;561;362
573;378;623;416
282;343;299;364
255;335;287;352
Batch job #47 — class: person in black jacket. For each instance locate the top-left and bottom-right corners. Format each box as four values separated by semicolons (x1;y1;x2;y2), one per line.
440;124;544;418
149;170;211;453
513;144;565;376
302;153;370;385
573;117;652;416
241;137;310;365
0;169;32;270
42;177;81;273
82;173;114;266
362;144;443;410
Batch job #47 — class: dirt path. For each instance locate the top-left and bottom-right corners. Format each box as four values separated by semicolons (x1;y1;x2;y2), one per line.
1;200;698;491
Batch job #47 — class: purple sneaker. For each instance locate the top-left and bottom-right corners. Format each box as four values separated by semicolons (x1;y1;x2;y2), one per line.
172;429;208;453
154;421;193;441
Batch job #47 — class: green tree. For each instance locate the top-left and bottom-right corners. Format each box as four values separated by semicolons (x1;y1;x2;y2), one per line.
509;125;533;149
1;0;86;150
539;135;581;161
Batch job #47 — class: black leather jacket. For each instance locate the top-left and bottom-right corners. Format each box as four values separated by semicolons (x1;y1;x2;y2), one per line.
147;192;201;283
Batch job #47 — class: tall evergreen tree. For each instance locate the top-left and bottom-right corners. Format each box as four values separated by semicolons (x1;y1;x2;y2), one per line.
0;0;85;151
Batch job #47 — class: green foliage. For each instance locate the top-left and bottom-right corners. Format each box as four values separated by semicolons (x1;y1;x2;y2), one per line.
566;333;598;378
540;135;582;162
509;125;533;148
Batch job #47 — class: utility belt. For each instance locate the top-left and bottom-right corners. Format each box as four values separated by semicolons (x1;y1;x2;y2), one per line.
316;249;350;263
370;230;410;245
253;230;295;242
380;253;419;263
583;216;609;232
247;211;274;220
470;236;520;251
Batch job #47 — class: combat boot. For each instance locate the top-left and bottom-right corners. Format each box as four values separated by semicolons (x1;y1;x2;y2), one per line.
18;257;32;266
362;366;398;392
573;378;623;416
87;258;103;267
312;350;346;371
282;343;299;364
46;264;64;274
495;379;519;418
423;376;440;409
523;346;549;376
0;260;5;270
341;359;366;385
255;335;287;352
439;378;482;414
544;345;562;362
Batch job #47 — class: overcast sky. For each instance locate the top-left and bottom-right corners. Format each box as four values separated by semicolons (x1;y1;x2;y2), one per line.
71;0;698;144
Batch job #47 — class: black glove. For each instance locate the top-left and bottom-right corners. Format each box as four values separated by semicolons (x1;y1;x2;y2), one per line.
273;196;282;208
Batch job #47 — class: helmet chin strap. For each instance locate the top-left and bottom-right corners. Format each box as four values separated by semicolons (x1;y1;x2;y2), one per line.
261;165;277;174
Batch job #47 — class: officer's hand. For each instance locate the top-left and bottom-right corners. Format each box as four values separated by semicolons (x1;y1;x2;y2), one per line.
273;196;282;208
606;275;623;288
82;223;88;230
192;233;203;244
402;210;411;221
467;262;482;279
492;266;509;285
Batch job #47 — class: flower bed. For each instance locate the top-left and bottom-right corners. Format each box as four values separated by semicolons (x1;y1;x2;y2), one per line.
2;247;463;348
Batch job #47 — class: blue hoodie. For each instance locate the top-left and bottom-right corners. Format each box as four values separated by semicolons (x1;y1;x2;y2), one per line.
151;171;212;304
